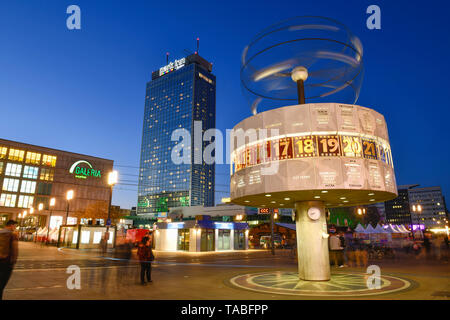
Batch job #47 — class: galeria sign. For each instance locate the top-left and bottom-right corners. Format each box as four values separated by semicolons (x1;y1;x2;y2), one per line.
69;160;101;179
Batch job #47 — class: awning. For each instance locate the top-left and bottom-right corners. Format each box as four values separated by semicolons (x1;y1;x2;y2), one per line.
275;223;296;231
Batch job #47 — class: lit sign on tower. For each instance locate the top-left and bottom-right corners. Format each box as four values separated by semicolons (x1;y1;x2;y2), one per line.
159;58;186;76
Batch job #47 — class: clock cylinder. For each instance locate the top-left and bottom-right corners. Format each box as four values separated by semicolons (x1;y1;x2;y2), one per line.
295;200;330;281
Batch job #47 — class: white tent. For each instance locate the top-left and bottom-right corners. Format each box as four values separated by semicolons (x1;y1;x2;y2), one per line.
38;227;48;236
355;223;365;233
374;224;388;233
365;224;375;233
388;224;402;233
397;225;410;233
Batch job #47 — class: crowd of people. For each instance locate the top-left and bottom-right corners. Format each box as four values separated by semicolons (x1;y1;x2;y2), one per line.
328;229;450;268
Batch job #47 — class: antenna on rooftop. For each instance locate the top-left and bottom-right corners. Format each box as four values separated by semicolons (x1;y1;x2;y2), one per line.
196;37;199;54
166;52;169;64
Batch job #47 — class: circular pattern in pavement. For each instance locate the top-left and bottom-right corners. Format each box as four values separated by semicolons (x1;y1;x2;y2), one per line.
229;271;413;297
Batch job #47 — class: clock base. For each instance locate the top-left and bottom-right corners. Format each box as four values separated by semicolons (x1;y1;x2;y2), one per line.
295;200;331;281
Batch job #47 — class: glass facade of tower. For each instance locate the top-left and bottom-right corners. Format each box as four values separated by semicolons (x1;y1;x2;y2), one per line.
138;55;215;216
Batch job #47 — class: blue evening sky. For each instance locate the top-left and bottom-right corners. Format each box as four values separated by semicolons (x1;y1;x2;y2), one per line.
1;0;449;209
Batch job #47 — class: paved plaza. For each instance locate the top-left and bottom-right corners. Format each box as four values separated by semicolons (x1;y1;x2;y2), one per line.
3;242;449;300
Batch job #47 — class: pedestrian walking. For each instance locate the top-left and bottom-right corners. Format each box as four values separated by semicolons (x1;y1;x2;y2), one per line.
0;220;18;300
137;236;154;285
423;234;432;260
329;233;344;267
353;236;368;268
115;236;133;288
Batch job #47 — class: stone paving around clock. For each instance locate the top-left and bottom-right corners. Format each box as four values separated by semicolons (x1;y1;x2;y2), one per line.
3;242;449;300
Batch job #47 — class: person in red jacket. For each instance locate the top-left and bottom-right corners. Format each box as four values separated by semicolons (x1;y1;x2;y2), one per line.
137;236;154;285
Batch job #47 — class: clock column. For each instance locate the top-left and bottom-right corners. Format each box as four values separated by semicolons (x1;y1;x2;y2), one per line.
294;200;330;281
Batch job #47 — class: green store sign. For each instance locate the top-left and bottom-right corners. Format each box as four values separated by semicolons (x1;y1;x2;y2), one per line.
69;160;101;179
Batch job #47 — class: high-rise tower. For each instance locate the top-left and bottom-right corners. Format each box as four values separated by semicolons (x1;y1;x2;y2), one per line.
138;54;216;216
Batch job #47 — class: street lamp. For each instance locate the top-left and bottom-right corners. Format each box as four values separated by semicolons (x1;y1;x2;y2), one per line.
411;203;423;239
35;203;43;242
46;198;56;245
65;190;74;224
62;190;74;247
104;170;118;252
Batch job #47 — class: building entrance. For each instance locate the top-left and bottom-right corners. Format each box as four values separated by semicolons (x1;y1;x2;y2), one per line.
234;230;245;250
200;229;215;251
177;228;190;251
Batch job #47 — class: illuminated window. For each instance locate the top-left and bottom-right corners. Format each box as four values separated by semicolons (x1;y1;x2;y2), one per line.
40;168;54;181
0;162;3;175
0;193;17;207
23;166;39;179
2;178;20;192
25;152;42;165
0;147;7;159
8;148;25;162
5;163;22;177
81;231;91;244
20;180;36;194
17;195;34;208
42;155;57;167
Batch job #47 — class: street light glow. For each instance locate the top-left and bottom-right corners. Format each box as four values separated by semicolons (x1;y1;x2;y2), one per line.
50;198;56;207
38;203;43;211
66;190;74;201
108;170;118;186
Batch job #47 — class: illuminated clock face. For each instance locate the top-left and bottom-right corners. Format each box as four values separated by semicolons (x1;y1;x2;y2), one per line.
307;207;321;220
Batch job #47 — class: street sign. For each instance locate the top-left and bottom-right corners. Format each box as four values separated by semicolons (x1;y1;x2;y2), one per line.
106;218;111;226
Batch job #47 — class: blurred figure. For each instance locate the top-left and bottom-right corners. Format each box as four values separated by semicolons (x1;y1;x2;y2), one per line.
423;233;432;260
115;236;133;288
329;233;344;267
441;236;449;263
412;240;421;259
343;229;353;266
346;233;357;267
354;236;368;268
0;220;18;300
137;237;154;285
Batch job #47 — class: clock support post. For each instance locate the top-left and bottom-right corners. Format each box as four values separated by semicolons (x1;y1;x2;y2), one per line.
294;201;330;281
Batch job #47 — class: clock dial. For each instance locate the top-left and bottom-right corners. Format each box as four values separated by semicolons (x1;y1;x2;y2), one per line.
307;207;321;220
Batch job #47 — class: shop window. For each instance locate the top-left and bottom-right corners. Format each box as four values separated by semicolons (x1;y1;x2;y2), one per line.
25;152;42;165
8;148;25;162
81;231;90;244
0;193;17;207
23;166;39;179
5;163;22;177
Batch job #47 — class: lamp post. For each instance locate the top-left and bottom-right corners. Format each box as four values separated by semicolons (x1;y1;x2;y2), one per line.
35;203;43;242
411;204;422;240
21;210;27;240
18;213;22;240
46;198;56;245
65;190;74;224
28;207;34;241
63;190;74;247
104;171;118;253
